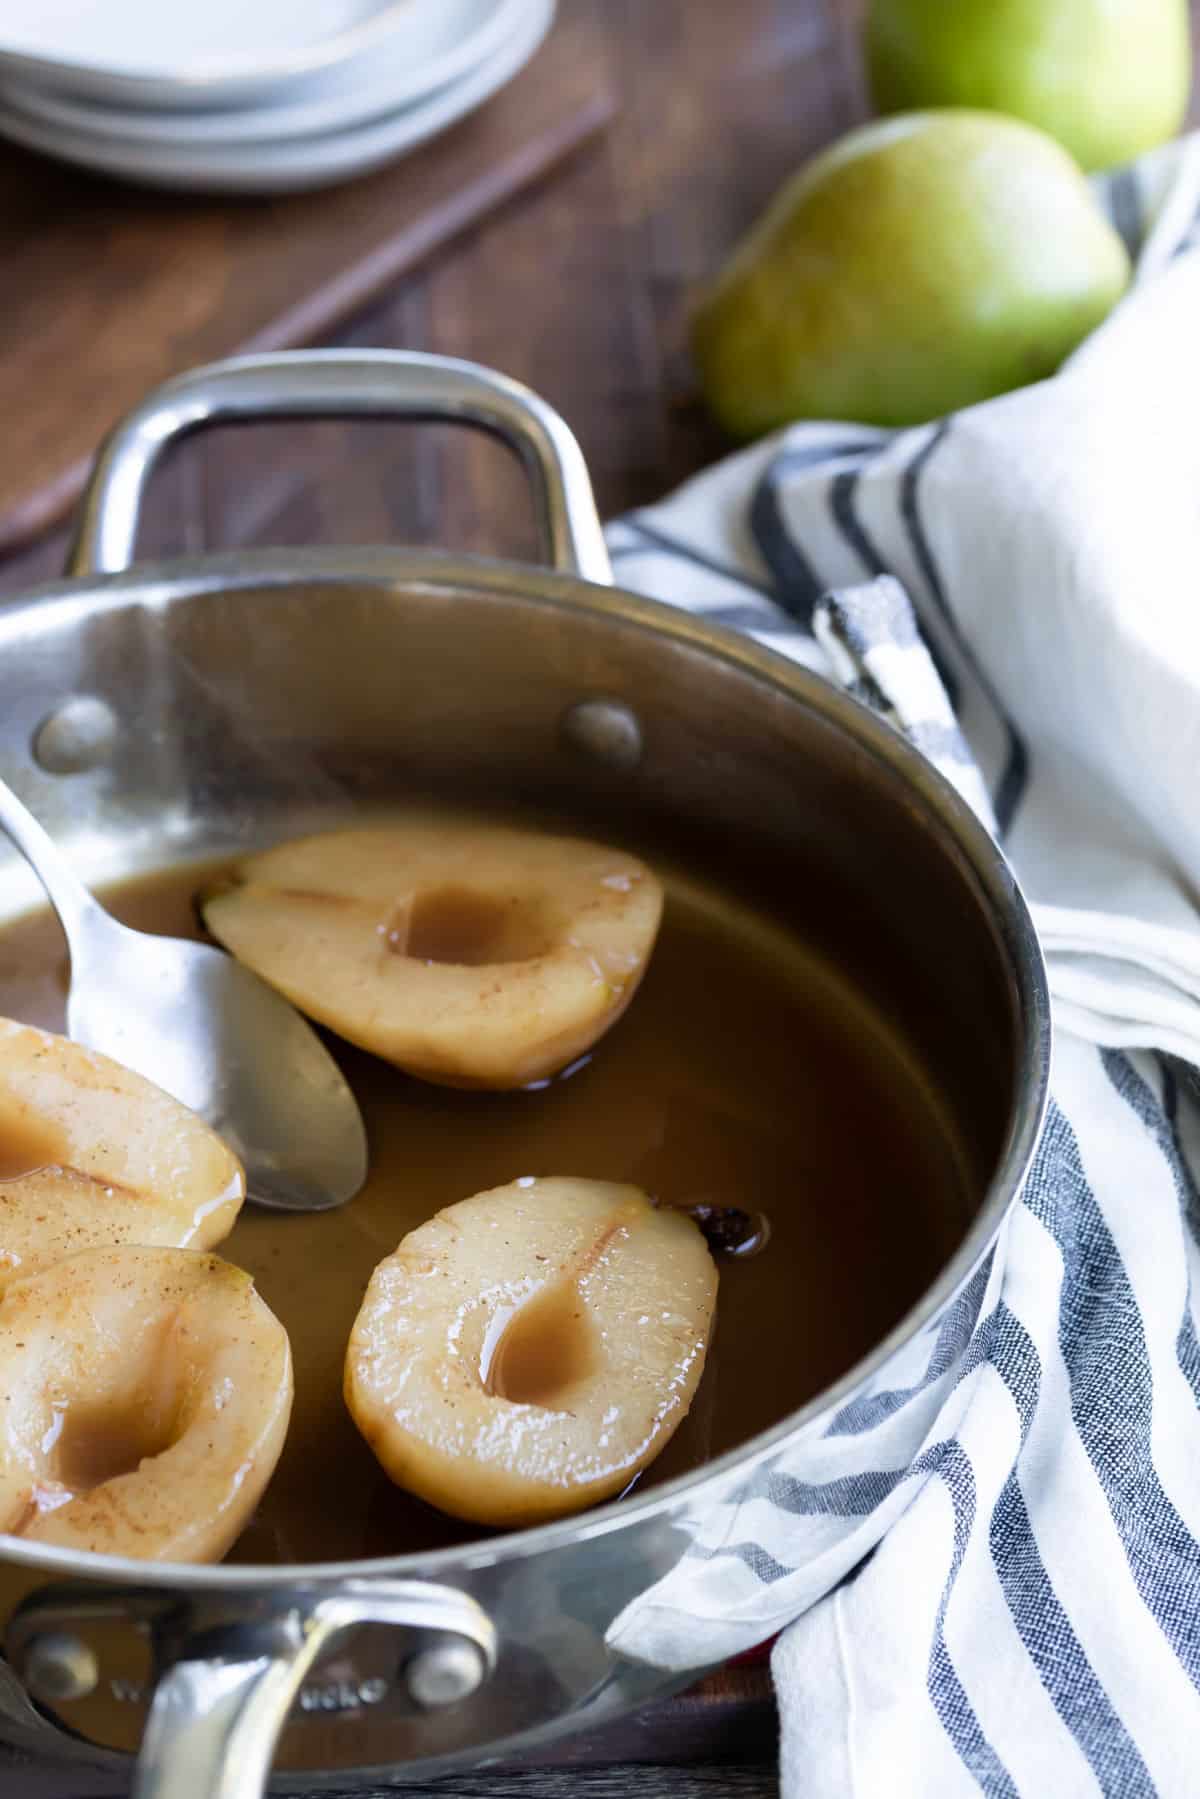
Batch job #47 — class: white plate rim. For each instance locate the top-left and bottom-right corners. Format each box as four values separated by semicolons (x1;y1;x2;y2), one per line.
0;0;441;104
0;0;530;146
0;0;555;194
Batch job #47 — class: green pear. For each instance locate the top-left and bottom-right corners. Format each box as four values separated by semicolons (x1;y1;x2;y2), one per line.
691;111;1130;438
867;0;1190;173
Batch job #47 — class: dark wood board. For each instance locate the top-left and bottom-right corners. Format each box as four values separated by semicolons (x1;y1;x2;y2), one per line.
363;1767;778;1799
23;1756;779;1799
0;5;615;556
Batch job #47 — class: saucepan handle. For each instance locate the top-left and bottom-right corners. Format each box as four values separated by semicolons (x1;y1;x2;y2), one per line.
133;1642;314;1799
67;349;613;586
8;1579;496;1799
128;1583;496;1799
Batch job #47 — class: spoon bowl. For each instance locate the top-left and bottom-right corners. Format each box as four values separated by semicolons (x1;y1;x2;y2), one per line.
0;777;367;1212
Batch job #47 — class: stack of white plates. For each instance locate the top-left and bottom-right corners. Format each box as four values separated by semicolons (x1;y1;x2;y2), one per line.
0;0;555;194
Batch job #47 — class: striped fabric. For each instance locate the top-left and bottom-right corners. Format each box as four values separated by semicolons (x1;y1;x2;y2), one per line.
604;138;1200;1797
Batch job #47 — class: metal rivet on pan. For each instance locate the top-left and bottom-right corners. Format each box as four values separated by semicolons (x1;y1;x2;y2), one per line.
20;1632;99;1703
406;1639;487;1709
559;698;643;772
32;697;119;775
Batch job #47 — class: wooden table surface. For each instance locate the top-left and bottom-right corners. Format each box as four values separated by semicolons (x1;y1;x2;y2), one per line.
2;3;1197;1796
0;0;867;604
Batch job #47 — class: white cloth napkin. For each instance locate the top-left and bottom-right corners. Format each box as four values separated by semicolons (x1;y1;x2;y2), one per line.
602;135;1200;1798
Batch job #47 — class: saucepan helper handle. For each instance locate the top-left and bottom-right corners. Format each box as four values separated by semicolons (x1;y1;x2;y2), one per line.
129;1582;496;1799
68;349;613;587
133;1645;308;1799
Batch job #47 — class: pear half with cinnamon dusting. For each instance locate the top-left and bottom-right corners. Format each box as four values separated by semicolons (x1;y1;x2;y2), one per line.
199;823;663;1089
345;1177;717;1528
0;1247;292;1561
0;1018;244;1295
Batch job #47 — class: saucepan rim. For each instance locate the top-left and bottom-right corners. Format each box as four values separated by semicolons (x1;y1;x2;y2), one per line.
0;543;1052;1588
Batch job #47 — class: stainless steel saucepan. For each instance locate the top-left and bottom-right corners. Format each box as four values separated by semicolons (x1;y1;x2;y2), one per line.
0;351;1049;1797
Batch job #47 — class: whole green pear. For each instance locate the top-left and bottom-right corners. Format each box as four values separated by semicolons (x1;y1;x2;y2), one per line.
867;0;1190;172
691;111;1130;438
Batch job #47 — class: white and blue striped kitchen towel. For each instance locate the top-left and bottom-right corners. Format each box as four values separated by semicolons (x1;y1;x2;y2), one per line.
604;135;1200;1798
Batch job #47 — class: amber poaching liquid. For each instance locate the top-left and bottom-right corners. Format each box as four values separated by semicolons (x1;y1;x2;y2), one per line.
0;847;975;1565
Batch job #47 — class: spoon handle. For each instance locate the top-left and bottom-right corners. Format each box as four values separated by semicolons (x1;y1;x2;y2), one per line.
0;777;104;949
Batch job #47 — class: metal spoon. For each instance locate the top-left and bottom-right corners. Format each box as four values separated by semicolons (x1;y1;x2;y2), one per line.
0;778;367;1213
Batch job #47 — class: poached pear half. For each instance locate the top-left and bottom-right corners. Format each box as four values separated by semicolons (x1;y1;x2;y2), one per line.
200;822;663;1090
691;109;1131;438
0;1017;244;1294
345;1178;717;1527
